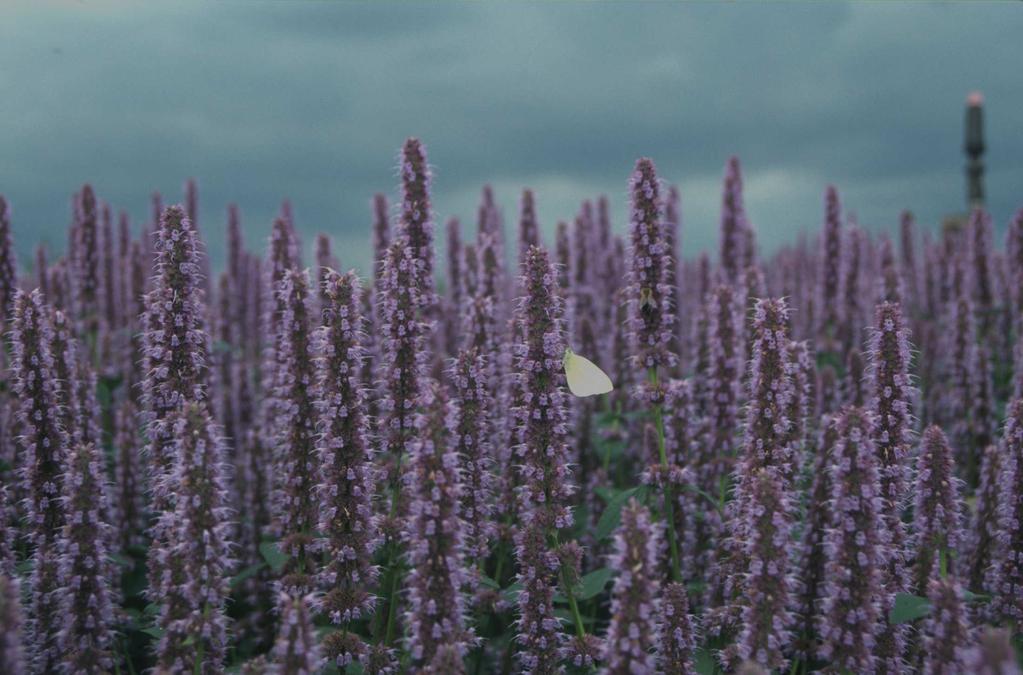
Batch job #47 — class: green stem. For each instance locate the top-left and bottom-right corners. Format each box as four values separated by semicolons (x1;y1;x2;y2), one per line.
649;367;682;583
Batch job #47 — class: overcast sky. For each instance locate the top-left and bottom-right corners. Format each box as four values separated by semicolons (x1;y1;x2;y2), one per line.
1;1;1020;275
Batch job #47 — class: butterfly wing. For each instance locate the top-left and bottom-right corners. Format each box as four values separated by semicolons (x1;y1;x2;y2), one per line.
565;352;614;397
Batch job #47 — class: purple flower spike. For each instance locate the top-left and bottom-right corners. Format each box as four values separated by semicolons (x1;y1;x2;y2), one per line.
273;592;323;675
73;184;101;338
737;468;795;671
912;426;963;594
372;193;390;284
921;576;971;675
518;189;541;265
818;406;886;673
0;575;26;675
989;397;1023;624
0;196;17;330
628;158;676;372
272;268;320;592
603;499;662;674
153;403;233;674
399;138;436;304
448;348;496;566
968;443;1002;593
0;486;15;578
719;156;748;285
315;270;380;665
404;385;471;668
658;582;696;675
869;302;913;590
817;186;842;352
513;245;573;674
57;442;116;673
10;289;68;673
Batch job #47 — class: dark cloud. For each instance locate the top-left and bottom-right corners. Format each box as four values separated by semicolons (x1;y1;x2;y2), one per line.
0;1;1020;275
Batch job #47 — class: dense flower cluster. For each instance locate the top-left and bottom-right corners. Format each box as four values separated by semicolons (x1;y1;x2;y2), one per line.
0;142;1021;673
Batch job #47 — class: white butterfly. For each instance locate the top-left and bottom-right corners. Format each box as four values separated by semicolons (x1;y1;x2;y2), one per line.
563;347;614;397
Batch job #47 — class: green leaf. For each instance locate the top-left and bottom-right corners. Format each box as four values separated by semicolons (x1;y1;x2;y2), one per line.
962;589;991;603
501;582;522;605
693;647;716;675
144;603;160;616
478;574;501;591
230;562;266;588
595;486;643;541
574;567;613;601
141;626;165;640
259;541;289;573
109;552;134;569
890;592;931;624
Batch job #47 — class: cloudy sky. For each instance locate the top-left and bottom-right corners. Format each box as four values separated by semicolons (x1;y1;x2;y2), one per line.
1;1;1020;275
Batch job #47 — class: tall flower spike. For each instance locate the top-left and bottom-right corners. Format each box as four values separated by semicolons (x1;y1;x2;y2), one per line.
113;399;146;553
273;592;323;675
142;205;209;504
314;233;338;311
698;284;742;499
912;426;963;594
658;582;696;675
737;467;795;671
818;406;887;673
57;442;116;673
900;210;918;307
817;186;842;352
9;289;69;673
378;237;429;524
399;137;436;304
921;576;971;675
794;417;839;660
869;301;913;594
989;397;1023;623
448;348;496;567
968;444;1002;593
445;217;463;355
0;196;17;331
315;270;380;666
404;384;471;668
0;575;26;675
518;189;541;266
513;245;573;673
628;157;676;371
0;486;15;577
153;403;232;674
372;193;390;287
73;184;101;338
840;225;864;353
272;268;320;593
719;156;747;285
602;500;662;674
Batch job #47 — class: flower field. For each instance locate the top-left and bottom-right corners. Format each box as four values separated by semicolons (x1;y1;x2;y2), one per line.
0;137;1021;674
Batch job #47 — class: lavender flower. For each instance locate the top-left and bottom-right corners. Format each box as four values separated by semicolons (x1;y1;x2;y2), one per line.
737;467;795;670
697;284;742;497
818;406;886;673
840;225;864;353
989;397;1023;623
448;348;496;566
404;385;471;667
657;582;696;675
519;189;541;265
921;576;971;675
377;237;429;524
113;400;145;553
399;138;436;303
719;156;747;285
372;193;390;285
900;210;918;306
0;575;25;675
912;426;963;594
968;443;1001;593
869;302;913;589
272;592;322;675
315;270;380;665
877;236;902;304
0;196;17;330
57;442;116;673
73;185;101;338
794;417;839;659
272;268;319;592
817;186;842;352
314;233;338;310
602;500;661;674
513;245;573;673
10;289;69;673
153;403;232;674
0;486;14;577
628;158;676;372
